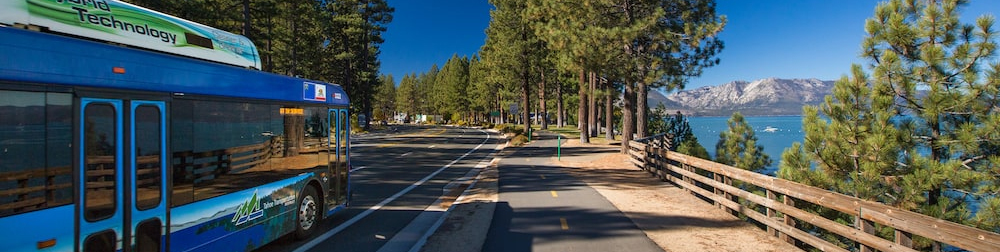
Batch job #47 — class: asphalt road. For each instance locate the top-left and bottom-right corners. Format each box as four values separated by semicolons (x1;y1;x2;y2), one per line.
482;133;664;252
257;125;502;252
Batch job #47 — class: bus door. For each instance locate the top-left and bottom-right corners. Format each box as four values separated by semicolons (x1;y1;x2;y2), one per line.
79;99;167;252
327;109;350;208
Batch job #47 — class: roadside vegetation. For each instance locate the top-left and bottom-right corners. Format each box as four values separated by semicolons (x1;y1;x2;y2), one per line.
774;0;1000;247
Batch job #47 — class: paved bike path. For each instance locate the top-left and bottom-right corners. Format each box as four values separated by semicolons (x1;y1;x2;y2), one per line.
483;132;663;252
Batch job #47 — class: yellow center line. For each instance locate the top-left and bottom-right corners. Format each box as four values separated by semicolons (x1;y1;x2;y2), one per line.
560;218;569;230
429;128;447;136
550;190;558;198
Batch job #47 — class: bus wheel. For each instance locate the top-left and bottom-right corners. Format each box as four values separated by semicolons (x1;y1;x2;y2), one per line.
295;186;319;239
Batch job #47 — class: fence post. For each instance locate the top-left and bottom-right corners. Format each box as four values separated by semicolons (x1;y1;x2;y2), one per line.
713;173;724;210
895;230;913;249
712;173;735;215
767;190;778;237
857;214;876;252
724;176;734;215
782;195;795;244
653;148;663;180
644;142;651;173
682;163;692;194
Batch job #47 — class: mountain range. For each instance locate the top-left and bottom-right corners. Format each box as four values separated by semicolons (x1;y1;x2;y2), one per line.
649;78;835;116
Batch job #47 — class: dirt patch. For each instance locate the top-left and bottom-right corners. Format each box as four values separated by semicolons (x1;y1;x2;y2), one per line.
556;140;801;252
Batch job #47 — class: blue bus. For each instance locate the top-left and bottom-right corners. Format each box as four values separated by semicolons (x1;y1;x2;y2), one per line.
0;1;351;251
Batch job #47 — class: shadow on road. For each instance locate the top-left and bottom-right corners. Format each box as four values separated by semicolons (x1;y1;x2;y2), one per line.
483;202;533;252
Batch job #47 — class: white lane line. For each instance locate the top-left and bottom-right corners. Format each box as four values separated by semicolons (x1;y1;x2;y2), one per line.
401;152;412;157
429;145;436;148
293;128;492;252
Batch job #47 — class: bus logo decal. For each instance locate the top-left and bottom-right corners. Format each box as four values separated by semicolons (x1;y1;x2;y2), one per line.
303;82;326;101
232;190;264;226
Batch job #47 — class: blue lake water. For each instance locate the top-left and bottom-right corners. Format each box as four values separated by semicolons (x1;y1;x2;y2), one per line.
687;116;805;176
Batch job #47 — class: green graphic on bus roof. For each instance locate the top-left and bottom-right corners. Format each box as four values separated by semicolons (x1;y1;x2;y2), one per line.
0;0;262;69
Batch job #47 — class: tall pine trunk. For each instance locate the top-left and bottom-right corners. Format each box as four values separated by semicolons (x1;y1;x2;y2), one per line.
605;79;613;140
241;0;251;37
589;72;598;137
557;81;564;128
622;77;635;154
578;68;589;144
520;26;531;133
637;82;648;138
620;0;635;153
539;70;548;130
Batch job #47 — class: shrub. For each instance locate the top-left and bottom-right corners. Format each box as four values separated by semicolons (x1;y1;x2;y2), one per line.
510;134;529;146
494;124;524;135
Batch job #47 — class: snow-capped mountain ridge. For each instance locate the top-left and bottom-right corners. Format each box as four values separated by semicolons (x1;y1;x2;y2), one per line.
649;78;835;116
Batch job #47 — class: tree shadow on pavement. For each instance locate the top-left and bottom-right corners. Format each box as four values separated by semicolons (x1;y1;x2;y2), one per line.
483;202;533;252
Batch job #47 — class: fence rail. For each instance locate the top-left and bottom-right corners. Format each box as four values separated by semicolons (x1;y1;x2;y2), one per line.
627;135;1000;252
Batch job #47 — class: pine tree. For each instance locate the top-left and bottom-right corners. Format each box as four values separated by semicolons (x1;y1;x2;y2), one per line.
323;0;393;130
715;112;771;173
433;55;471;122
373;74;396;123
482;0;545;131
395;73;418;122
778;64;901;202
778;0;1000;243
865;0;999;232
467;56;492;123
415;65;439;117
650;107;709;159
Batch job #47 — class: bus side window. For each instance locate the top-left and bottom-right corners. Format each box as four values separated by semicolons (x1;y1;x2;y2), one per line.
0;90;72;217
170;100;195;207
272;107;328;171
189;101;272;201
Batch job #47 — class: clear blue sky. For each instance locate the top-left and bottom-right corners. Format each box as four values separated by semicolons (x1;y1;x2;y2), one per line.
379;0;1000;91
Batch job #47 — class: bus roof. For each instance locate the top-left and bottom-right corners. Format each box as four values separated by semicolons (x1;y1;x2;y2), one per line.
0;26;349;107
0;0;262;69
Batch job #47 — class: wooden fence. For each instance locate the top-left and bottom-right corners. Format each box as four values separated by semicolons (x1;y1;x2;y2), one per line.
627;135;1000;252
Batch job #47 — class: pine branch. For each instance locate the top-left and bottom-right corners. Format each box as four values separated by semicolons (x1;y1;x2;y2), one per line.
961;155;986;170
